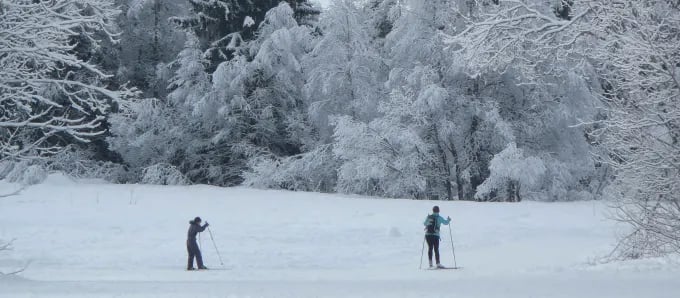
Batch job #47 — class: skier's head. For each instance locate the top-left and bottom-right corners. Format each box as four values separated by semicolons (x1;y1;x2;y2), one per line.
191;216;202;224
433;206;440;213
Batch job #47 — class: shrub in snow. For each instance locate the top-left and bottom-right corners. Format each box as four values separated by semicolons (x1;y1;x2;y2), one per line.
3;162;48;186
21;166;48;186
533;159;598;202
141;164;189;185
244;145;338;192
0;161;14;180
475;143;546;202
47;148;125;183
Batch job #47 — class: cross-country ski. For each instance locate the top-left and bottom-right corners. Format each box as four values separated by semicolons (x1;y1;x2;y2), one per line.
425;267;460;270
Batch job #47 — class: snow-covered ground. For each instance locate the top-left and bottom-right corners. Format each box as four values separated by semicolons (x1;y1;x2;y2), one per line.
1;174;678;297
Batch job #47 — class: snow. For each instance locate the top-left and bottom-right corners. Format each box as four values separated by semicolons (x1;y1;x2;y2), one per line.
243;16;255;28
0;175;678;297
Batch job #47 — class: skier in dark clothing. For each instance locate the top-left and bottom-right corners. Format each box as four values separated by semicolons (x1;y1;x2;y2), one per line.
423;206;451;268
187;216;209;270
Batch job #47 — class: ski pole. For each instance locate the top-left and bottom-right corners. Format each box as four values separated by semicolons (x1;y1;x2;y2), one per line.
419;236;425;269
207;226;225;266
448;224;457;268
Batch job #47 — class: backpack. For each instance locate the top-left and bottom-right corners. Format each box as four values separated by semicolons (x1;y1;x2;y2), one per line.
425;214;438;234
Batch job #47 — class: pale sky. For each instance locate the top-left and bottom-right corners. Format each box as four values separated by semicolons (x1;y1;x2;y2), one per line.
315;0;331;8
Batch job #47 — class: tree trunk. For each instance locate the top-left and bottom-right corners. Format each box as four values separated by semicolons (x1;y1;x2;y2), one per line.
433;124;453;200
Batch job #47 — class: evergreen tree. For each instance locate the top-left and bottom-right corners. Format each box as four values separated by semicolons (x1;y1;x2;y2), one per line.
211;2;314;161
119;0;188;98
172;0;320;73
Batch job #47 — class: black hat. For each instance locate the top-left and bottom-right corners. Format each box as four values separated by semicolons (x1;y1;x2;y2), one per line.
433;206;440;213
193;217;202;223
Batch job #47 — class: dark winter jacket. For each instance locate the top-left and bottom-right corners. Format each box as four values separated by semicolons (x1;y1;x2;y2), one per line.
187;221;209;242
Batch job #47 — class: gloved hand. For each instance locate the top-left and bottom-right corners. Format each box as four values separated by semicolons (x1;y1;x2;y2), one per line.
447;216;451;221
204;221;210;227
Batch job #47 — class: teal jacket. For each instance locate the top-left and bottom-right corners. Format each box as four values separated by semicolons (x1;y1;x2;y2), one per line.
423;213;451;236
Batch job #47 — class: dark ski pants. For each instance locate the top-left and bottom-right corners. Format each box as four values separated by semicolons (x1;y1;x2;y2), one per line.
187;240;204;269
426;235;440;264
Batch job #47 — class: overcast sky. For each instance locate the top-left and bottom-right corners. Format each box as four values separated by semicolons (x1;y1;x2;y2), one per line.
315;0;331;8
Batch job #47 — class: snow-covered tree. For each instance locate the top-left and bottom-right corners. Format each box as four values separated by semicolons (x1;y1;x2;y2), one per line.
117;0;187;98
325;0;503;200
332;114;431;198
171;0;320;73
244;144;338;191
304;0;386;141
440;0;606;201
110;2;320;186
379;0;460;200
244;1;385;192
0;0;136;162
588;0;680;258
108;33;217;184
366;0;400;40
475;142;546;202
362;0;514;200
285;0;602;202
447;0;679;254
446;0;593;80
210;2;314;165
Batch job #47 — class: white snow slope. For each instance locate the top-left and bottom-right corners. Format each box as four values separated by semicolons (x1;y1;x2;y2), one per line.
1;174;678;297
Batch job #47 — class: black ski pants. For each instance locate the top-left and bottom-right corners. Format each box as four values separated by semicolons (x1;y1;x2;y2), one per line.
187;240;204;269
426;235;440;264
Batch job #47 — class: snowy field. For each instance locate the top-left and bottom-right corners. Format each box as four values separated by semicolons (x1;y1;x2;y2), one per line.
1;175;678;298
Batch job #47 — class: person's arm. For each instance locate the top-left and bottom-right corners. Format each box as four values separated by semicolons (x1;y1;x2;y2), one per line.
424;216;430;226
439;215;451;225
198;222;209;232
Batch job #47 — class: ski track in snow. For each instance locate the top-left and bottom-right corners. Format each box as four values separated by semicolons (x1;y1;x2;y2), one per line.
0;174;678;297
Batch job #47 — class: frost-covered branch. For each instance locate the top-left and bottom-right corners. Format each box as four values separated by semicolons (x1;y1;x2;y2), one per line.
0;0;136;162
590;0;680;258
445;0;596;77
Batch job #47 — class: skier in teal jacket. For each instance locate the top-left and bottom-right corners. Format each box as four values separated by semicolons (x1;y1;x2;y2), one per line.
423;205;451;268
